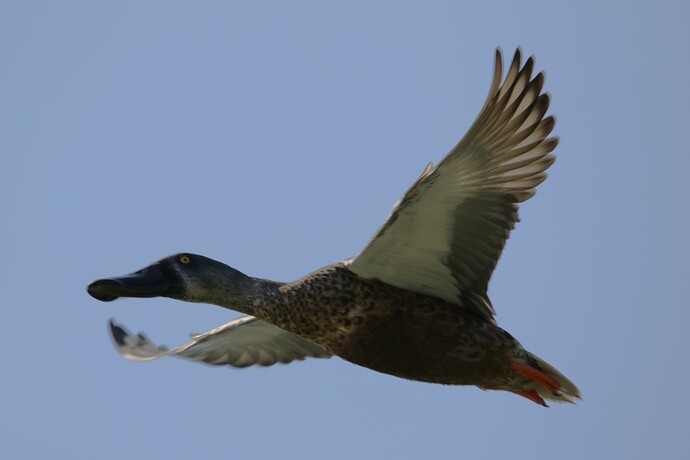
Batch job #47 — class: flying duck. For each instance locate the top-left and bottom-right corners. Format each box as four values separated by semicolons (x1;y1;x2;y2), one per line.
88;49;580;406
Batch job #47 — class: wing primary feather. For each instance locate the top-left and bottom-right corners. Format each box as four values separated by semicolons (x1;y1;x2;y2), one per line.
348;48;558;320
107;317;331;368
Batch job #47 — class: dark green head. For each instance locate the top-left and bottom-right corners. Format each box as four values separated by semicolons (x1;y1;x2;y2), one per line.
87;253;251;304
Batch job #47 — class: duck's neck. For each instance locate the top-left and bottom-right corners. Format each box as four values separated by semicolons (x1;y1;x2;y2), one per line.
198;267;284;318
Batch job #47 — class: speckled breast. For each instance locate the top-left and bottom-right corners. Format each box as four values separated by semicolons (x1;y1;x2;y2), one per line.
273;264;520;386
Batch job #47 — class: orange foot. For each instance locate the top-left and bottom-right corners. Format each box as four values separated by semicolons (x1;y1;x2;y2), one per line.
511;361;561;394
508;389;548;407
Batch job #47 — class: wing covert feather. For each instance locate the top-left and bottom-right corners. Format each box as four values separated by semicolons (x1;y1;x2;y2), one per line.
347;48;558;321
108;316;332;368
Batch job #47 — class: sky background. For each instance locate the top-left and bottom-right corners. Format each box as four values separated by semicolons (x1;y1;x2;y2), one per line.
2;1;689;459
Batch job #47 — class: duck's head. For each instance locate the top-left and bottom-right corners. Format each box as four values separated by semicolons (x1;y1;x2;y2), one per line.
87;253;251;304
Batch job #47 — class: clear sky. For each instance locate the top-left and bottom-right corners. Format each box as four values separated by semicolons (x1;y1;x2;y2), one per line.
2;1;689;459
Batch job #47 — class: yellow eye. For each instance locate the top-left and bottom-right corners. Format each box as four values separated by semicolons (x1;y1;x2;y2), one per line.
180;255;191;264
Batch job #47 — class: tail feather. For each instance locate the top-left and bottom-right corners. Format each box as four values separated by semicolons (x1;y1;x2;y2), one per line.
527;351;582;404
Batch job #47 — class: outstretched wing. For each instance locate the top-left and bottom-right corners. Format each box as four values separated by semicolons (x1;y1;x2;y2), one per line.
347;49;557;322
108;316;332;368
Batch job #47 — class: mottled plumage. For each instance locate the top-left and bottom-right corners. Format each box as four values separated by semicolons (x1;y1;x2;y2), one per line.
88;49;580;406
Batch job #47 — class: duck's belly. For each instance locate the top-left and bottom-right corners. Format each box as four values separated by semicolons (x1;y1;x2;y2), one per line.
275;265;519;386
324;305;519;386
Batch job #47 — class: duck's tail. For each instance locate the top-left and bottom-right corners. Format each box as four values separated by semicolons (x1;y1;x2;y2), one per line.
509;351;582;406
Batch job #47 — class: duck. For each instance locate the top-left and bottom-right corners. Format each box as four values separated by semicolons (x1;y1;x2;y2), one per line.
88;48;581;406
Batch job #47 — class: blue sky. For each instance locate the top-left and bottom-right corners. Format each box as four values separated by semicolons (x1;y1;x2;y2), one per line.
2;1;689;459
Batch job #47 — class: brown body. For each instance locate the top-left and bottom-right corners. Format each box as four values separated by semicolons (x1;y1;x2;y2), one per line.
258;264;524;390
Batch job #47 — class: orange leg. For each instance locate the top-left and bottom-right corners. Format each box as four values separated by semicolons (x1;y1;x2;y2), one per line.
511;362;560;394
507;389;548;407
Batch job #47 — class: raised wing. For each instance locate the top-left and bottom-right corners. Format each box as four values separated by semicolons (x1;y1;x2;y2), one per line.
108;316;332;368
347;49;557;322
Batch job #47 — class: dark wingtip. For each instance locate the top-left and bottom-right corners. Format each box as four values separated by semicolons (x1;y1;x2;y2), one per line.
108;318;128;346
